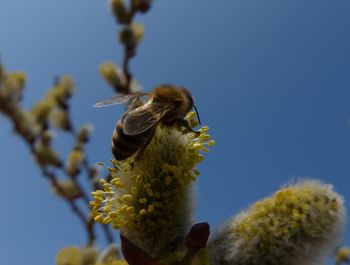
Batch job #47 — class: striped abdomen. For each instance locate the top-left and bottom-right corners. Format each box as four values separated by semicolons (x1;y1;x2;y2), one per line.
111;120;154;161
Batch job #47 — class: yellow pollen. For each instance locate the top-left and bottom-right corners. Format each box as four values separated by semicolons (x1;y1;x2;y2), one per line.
94;215;104;223
122;194;134;202
199;134;210;141
109;211;119;218
201;147;209;152
139;209;147;215
103;217;112;224
200;126;209;133
127;206;135;213
208;140;215;146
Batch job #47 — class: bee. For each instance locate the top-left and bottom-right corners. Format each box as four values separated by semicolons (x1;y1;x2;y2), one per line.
94;84;201;161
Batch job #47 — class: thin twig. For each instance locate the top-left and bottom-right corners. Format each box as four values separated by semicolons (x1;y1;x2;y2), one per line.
42;168;96;245
29;140;96;245
120;7;137;94
26;131;97;245
66;114;115;244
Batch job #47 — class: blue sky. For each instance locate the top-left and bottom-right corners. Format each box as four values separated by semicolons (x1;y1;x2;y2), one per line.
1;0;350;264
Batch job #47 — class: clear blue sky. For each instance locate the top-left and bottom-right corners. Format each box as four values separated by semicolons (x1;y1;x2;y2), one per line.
1;0;350;264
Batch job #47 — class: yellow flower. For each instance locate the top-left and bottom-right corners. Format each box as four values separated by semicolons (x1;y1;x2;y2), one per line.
208;179;346;265
90;112;213;264
52;179;82;199
99;62;126;90
49;108;71;131
99;61;141;93
109;0;128;24
12;109;40;142
46;76;74;105
35;141;61;167
118;22;145;47
66;148;85;177
0;71;26;102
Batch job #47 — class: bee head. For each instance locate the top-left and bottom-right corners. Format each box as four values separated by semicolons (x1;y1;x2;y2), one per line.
180;88;201;125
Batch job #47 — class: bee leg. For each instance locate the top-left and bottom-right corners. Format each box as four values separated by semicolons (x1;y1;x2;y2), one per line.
135;132;155;160
176;119;200;136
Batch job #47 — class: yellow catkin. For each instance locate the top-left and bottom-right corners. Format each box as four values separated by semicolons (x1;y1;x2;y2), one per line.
90;112;213;264
208;180;346;265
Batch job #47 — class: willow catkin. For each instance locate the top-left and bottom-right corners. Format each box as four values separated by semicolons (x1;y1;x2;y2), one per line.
208;179;346;265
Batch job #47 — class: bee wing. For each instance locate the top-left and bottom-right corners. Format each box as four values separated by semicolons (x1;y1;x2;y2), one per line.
123;103;175;135
93;93;148;108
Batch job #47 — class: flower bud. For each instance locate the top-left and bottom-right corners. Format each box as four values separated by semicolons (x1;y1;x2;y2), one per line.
99;61;126;89
13;109;40;143
0;71;27;102
52;179;82;199
31;99;55;124
77;124;93;143
49;109;72;131
66;148;85;177
36;144;61;167
110;0;129;24
118;22;144;48
131;22;144;44
41;131;55;146
46;76;74;107
57;75;74;99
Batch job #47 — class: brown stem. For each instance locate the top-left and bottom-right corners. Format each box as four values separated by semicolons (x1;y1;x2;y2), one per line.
122;47;133;93
120;7;137;94
28;139;97;246
68;122;115;245
64;105;115;245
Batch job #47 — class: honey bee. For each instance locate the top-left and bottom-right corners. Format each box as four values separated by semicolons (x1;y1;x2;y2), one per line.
94;84;201;161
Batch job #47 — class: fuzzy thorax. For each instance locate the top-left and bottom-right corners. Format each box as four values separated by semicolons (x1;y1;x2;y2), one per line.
208;179;346;265
90;112;214;264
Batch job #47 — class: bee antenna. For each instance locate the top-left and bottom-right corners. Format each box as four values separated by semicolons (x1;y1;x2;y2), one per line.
193;104;201;125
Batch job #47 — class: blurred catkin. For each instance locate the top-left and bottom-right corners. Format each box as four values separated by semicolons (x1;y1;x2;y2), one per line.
56;245;127;265
208;179;346;265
